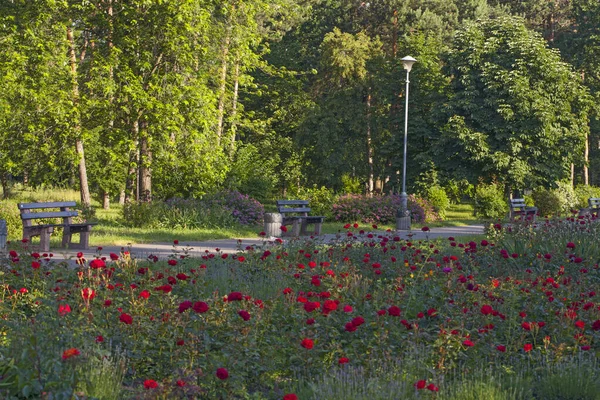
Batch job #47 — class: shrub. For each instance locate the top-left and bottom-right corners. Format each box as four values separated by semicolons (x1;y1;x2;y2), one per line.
0;199;22;239
121;191;264;229
444;179;475;203
574;185;600;209
287;186;337;219
426;186;450;220
332;194;440;224
204;190;264;226
473;183;508;220
531;182;577;217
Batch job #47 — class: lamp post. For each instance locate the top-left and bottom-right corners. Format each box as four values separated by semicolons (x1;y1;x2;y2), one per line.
397;55;416;230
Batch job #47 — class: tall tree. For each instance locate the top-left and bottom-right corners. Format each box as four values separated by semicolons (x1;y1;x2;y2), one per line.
438;16;592;192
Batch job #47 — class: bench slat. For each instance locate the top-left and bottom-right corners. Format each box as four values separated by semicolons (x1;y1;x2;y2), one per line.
276;200;309;206
18;201;77;210
20;211;78;220
278;207;311;213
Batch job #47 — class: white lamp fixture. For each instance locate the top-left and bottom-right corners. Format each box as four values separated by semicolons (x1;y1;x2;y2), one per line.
401;56;417;73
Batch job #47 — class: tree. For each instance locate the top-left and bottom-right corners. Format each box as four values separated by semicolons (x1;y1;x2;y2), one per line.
438;16;592;192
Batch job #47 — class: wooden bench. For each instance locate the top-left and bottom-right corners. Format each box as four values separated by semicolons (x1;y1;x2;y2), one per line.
276;200;325;236
18;201;95;251
509;198;538;222
589;198;600;215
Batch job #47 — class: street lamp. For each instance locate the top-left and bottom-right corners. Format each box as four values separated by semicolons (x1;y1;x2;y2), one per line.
397;55;416;230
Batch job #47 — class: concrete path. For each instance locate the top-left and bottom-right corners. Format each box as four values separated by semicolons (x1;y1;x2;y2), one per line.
19;225;485;264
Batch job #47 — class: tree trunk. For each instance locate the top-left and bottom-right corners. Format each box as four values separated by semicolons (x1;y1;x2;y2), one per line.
366;89;374;195
102;192;110;209
584;131;589;185
1;173;11;199
125;119;139;203
216;24;232;145
229;55;240;156
119;189;125;205
571;163;575;187
67;25;91;207
139;120;152;202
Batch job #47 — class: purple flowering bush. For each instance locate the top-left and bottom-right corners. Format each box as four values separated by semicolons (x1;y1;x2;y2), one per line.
205;190;264;226
332;193;440;224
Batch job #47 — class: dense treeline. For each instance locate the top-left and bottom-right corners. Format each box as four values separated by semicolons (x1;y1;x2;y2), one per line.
1;0;599;205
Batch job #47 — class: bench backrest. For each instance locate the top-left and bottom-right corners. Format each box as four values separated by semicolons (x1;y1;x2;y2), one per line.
509;198;528;210
589;198;600;208
18;201;78;227
276;200;311;215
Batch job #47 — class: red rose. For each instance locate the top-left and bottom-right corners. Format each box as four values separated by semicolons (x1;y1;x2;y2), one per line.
238;310;251;321
280;225;288;232
415;380;427;389
301;338;314;349
119;313;133;325
427;383;439;392
462;339;474;347
139;290;150;299
345;322;357;332
227;292;243;301
480;305;493;315
144;379;158;389
338;357;350;364
81;288;96;301
31;261;41;269
496;345;506;352
388;306;401;316
283;394;298;400
523;343;533;352
322;300;338;314
90;259;106;269
304;302;319;313
351;316;365;327
216;367;229;380
193;301;209;313
110;253;119;261
168;259;178;266
179;301;193;313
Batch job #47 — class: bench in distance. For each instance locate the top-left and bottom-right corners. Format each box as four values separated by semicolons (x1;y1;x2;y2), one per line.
18;201;96;252
276;200;325;236
509;198;538;222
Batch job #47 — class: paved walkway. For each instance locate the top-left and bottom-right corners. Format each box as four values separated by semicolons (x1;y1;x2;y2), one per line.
30;225;485;263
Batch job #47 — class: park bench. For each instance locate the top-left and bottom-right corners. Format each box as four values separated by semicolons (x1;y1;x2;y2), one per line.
18;201;95;251
276;200;325;236
509;198;537;222
588;198;600;216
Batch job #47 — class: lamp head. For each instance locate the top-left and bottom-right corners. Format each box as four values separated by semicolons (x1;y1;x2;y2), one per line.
401;56;417;73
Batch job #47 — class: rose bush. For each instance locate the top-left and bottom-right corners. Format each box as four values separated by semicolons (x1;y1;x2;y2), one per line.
1;216;600;398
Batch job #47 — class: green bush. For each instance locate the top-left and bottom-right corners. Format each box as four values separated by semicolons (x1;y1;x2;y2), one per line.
332;194;440;224
444;179;475;203
287;186;338;219
341;174;362;195
473;183;508;220
426;186;450;220
574;185;600;209
121;201;163;228
532;182;577;217
0;199;23;239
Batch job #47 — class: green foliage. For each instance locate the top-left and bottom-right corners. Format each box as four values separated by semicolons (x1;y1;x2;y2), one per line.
287;185;337;218
531;182;577;217
341;174;362;195
443;179;474;203
473;183;508;220
224;143;278;204
574;185;600;209
439;16;592;190
0;199;22;239
425;186;450;220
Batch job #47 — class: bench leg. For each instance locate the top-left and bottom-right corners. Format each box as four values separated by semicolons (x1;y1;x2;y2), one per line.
39;228;53;252
314;222;322;236
62;229;72;248
291;220;301;236
300;219;309;235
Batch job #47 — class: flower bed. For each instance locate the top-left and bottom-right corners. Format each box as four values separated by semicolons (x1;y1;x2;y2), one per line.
1;216;600;399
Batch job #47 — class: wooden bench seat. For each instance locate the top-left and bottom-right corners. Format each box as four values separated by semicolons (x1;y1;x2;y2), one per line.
276;200;325;236
589;198;600;215
18;201;96;251
509;198;537;222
